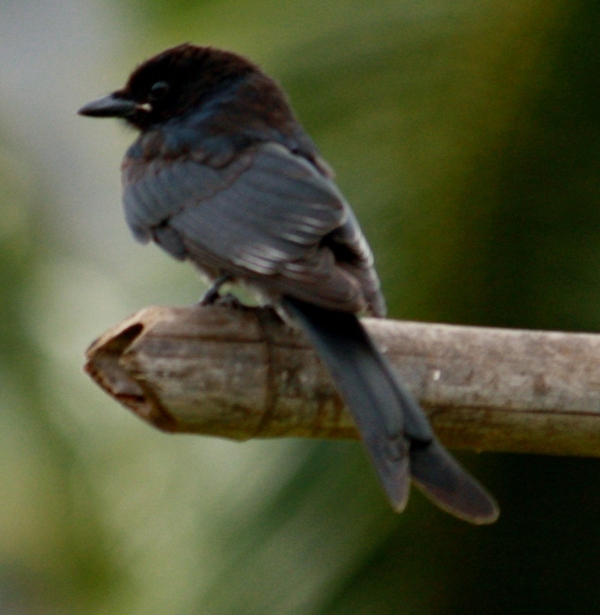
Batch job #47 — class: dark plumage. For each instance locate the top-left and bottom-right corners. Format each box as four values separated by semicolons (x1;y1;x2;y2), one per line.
79;43;498;523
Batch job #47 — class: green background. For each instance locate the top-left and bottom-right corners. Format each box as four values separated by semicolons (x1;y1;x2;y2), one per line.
2;0;600;612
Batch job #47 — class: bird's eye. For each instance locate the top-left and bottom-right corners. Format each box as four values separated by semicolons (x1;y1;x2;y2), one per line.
149;81;170;101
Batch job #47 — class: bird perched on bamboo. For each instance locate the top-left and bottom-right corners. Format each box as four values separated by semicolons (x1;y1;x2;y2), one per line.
79;43;498;523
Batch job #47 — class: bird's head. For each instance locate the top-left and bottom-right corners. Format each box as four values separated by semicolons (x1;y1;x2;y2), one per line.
78;44;259;130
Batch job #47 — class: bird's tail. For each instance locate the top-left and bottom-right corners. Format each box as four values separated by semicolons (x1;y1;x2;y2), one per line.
283;297;499;524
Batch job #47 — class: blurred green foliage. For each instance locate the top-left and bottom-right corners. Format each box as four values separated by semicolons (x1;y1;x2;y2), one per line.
3;0;600;612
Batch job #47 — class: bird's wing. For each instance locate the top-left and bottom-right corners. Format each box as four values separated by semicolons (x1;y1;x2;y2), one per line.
123;142;381;313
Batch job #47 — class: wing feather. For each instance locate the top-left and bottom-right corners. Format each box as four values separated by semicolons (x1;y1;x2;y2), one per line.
122;141;382;313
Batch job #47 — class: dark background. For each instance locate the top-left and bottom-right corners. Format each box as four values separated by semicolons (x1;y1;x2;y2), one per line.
2;0;600;613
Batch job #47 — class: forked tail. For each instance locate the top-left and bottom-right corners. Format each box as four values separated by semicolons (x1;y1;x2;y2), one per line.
283;297;499;524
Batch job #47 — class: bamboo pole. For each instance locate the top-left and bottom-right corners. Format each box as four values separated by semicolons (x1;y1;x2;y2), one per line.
84;304;600;456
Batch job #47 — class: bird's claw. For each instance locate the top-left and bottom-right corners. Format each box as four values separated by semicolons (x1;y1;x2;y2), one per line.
199;274;231;305
213;292;245;309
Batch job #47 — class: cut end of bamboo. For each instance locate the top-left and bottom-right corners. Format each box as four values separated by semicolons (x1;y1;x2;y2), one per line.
85;307;180;432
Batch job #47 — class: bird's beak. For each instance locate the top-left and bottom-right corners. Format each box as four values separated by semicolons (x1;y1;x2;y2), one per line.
78;93;140;118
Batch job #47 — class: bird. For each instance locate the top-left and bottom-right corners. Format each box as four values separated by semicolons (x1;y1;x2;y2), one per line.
79;43;498;523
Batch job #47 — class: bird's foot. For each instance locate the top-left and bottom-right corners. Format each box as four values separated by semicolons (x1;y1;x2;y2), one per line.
199;274;231;306
212;293;245;309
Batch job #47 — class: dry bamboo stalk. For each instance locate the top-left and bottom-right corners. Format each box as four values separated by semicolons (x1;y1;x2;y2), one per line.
84;304;600;456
